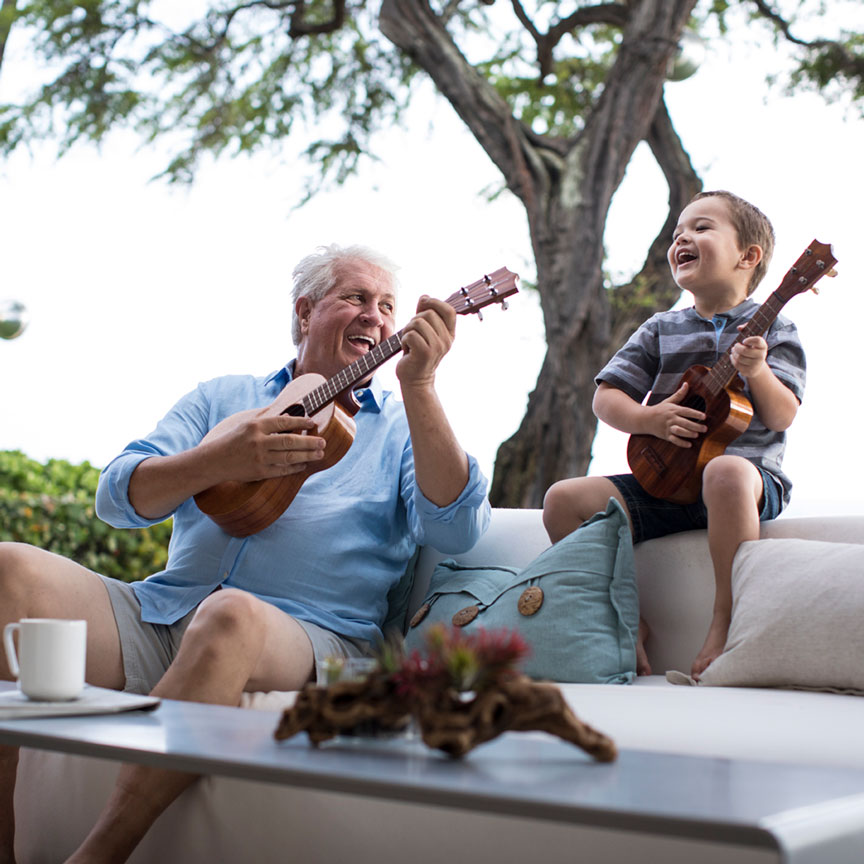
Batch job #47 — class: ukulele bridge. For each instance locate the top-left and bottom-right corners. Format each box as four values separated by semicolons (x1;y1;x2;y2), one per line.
639;446;667;475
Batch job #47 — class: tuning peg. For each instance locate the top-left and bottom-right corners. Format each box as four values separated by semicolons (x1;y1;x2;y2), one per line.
501;300;509;311
826;267;838;278
810;286;820;295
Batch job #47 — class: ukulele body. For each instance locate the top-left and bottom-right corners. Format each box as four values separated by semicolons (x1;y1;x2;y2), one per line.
193;374;357;537
626;365;754;504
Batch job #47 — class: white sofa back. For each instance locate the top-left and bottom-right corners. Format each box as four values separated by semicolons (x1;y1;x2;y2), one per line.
412;510;864;676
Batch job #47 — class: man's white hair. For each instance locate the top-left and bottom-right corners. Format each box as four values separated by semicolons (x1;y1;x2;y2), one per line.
290;244;400;345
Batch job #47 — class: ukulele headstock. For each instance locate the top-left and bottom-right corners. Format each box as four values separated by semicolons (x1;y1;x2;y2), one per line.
778;240;838;301
446;267;520;320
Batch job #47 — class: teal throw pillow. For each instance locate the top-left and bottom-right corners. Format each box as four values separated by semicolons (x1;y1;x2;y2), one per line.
404;498;638;684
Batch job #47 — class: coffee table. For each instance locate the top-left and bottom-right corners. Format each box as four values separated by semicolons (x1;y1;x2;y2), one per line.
2;681;864;863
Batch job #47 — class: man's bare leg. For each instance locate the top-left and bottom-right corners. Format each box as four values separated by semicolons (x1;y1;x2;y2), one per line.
66;589;315;864
0;543;125;864
693;456;763;679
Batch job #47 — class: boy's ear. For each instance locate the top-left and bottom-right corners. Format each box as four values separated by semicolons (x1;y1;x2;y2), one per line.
739;244;763;271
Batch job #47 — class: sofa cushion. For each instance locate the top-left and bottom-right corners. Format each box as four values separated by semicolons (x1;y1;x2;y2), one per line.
404;498;638;684
697;538;864;693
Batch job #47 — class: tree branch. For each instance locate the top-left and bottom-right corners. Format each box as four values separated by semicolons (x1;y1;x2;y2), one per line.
380;0;552;212
608;94;701;349
289;0;347;37
510;0;629;80
749;0;833;49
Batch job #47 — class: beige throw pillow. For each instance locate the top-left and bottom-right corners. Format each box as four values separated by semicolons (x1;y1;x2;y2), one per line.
698;538;864;693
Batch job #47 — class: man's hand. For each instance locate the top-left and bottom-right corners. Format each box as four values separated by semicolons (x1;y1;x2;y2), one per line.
128;413;326;521
203;412;326;483
396;295;468;507
730;331;769;380
646;382;707;448
395;295;456;390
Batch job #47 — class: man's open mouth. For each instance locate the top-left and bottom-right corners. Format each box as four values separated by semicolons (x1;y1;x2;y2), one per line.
347;335;376;353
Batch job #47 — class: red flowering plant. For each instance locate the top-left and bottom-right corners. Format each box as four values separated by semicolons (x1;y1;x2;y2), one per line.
393;624;531;697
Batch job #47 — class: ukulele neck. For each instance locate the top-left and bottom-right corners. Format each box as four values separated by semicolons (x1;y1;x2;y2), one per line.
705;294;786;396
300;332;404;416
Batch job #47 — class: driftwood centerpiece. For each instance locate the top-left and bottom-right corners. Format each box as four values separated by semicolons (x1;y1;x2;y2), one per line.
274;625;617;761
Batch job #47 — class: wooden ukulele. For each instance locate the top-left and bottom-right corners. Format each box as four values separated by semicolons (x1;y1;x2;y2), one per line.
194;267;519;537
627;240;837;504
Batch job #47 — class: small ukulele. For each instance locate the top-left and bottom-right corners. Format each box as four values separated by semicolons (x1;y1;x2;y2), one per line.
195;267;519;536
627;240;837;504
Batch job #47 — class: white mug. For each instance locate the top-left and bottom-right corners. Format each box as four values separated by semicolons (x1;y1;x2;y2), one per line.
3;618;87;701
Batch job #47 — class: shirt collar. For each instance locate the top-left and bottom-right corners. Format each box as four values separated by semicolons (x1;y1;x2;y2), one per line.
687;298;756;322
266;360;385;413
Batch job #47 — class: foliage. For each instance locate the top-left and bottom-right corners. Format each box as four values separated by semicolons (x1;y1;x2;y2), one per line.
0;449;171;583
0;0;416;198
2;2;857;189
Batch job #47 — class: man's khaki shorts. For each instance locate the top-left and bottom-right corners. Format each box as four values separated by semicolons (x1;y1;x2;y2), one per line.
98;575;370;694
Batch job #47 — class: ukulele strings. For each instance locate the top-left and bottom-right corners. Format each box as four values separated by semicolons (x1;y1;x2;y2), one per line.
300;332;405;417
704;285;797;397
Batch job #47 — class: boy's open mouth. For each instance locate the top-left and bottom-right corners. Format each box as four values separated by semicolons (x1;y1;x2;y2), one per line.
676;250;697;265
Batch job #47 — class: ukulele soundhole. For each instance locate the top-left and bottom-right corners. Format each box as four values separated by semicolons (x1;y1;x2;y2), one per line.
284;404;306;418
682;394;706;415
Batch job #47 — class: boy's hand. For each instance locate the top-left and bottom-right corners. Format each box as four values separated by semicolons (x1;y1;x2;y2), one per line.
647;382;707;448
731;331;769;379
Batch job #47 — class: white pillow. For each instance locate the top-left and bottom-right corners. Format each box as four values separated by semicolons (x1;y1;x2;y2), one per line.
698;538;864;693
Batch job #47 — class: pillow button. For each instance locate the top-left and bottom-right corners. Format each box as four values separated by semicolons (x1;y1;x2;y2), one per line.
409;603;431;628
518;586;544;616
452;605;480;627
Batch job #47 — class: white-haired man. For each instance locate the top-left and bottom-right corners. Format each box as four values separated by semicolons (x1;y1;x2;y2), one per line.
0;244;490;863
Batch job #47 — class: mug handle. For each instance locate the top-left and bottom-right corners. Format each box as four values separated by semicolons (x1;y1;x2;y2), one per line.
3;623;20;677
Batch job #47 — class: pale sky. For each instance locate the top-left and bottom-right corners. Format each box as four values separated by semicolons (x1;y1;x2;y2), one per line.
2;8;862;517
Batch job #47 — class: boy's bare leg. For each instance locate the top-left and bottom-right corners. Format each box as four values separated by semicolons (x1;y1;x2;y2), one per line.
636;618;652;677
695;456;763;679
0;543;126;864
542;476;627;543
66;589;315;864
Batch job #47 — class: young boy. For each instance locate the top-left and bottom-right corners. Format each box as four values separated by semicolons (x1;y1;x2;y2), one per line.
543;191;806;679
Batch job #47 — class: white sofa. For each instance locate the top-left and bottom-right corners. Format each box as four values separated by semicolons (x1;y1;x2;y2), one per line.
14;509;864;863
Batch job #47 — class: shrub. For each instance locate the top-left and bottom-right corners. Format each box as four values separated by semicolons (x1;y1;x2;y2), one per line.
0;450;171;582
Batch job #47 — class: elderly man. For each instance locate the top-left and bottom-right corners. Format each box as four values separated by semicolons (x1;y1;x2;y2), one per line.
0;244;489;863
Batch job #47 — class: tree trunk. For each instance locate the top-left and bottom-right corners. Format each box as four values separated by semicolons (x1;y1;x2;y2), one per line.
381;0;699;508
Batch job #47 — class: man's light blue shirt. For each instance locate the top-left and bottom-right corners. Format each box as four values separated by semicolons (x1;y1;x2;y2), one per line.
96;363;490;645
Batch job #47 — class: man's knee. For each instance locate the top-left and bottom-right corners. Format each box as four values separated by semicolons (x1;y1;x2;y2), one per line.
0;543;41;602
184;589;266;656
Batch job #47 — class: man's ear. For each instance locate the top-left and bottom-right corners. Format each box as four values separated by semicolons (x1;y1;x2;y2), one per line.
739;244;763;271
295;296;312;337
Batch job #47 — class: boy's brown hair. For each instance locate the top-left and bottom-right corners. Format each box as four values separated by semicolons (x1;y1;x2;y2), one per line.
690;190;775;295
